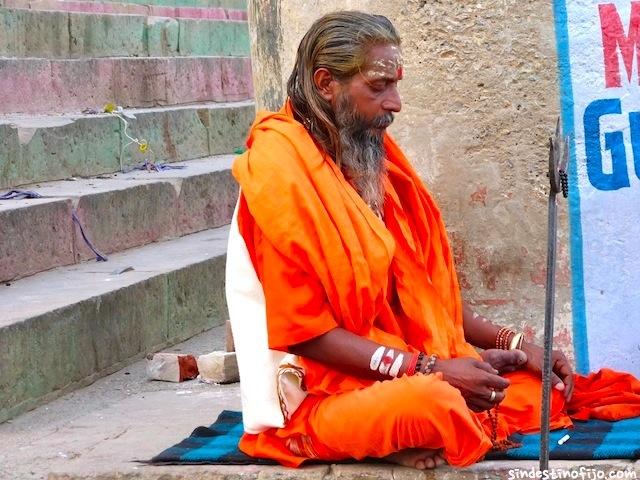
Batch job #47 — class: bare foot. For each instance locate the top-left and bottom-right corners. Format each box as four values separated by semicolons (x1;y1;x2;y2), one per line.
385;448;446;470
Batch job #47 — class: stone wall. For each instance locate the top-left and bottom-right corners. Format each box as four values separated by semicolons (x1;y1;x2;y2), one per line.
247;0;573;358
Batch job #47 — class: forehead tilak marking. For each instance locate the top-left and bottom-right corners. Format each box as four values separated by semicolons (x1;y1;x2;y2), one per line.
364;58;404;80
363;45;403;79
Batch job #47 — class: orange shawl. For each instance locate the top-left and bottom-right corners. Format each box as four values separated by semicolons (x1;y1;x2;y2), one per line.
232;102;640;466
233;101;479;395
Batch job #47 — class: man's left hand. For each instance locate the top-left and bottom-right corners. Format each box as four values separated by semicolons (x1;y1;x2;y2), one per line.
480;349;527;374
519;341;574;401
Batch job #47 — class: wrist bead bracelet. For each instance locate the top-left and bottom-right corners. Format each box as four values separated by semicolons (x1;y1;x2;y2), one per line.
423;353;438;375
414;352;425;375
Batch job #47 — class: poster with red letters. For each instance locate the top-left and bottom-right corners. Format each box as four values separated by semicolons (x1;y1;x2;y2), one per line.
554;0;640;376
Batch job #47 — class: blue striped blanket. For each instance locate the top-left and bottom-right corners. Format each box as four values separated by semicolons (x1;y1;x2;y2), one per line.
150;410;640;464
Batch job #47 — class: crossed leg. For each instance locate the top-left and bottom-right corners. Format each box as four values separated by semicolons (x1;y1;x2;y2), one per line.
304;373;494;468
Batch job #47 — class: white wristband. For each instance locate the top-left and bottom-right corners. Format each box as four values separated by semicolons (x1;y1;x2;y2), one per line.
369;346;385;371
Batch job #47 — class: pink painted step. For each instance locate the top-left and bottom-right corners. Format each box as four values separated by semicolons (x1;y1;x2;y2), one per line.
1;0;248;20
0;56;253;114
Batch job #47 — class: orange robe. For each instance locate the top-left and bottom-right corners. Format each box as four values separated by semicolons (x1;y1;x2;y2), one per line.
232;102;640;467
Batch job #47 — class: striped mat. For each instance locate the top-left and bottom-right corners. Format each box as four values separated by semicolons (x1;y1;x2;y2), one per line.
150;410;640;464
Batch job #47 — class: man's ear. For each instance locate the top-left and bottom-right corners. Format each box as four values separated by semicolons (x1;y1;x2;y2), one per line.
313;68;338;102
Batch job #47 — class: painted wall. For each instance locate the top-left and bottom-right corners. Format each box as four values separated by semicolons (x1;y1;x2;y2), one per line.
556;0;640;377
248;1;575;359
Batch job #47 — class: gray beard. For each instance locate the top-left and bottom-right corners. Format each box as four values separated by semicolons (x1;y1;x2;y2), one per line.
335;96;393;215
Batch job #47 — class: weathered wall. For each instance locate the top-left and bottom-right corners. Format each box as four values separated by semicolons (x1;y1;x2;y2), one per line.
248;0;573;358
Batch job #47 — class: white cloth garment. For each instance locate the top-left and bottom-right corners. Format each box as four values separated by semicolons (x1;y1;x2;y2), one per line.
225;195;307;434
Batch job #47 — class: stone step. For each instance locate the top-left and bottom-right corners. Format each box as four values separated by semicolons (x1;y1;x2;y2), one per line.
0;100;254;188
0;226;230;423
0;7;250;58
0;327;637;478
1;0;247;20
0;56;253;114
0;155;238;283
96;0;246;7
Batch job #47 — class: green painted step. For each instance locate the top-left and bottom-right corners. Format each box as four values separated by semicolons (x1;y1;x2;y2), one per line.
0;226;230;424
0;156;238;283
0;101;254;188
0;8;250;58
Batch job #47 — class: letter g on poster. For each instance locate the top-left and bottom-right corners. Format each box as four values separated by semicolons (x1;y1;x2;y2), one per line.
554;0;639;376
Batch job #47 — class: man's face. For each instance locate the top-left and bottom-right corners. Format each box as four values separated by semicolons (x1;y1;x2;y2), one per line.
334;43;403;128
329;44;402;211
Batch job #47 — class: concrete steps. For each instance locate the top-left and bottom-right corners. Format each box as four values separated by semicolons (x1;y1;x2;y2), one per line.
0;56;253;114
1;0;248;19
0;155;238;282
0;8;249;58
0;100;254;188
0;0;248;436
90;0;247;7
0;328;637;479
0;226;230;423
1;0;248;9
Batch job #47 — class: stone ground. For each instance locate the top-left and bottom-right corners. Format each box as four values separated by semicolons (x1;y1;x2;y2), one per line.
1;326;637;480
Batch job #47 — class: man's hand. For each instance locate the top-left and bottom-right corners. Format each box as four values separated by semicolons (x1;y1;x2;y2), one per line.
432;357;511;412
480;349;527;374
519;341;574;401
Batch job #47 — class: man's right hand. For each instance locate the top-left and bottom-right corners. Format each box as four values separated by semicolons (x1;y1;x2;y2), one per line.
431;357;510;412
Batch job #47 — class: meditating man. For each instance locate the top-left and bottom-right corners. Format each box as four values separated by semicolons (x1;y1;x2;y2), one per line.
226;11;639;470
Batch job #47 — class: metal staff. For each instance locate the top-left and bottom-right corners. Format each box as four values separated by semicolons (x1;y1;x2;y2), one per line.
540;119;569;471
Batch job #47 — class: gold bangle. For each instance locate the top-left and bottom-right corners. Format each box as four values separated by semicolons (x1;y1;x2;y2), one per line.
509;332;524;350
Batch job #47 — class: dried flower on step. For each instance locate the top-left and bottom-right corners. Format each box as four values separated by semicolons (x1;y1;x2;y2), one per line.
116;105;136;120
105;102;151;172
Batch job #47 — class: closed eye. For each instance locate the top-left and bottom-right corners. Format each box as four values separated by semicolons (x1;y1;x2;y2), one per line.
369;81;389;92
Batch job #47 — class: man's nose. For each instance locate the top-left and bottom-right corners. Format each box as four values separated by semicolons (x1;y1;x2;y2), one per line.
381;86;402;113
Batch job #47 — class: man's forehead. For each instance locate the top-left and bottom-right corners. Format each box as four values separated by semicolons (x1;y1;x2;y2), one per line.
362;45;404;80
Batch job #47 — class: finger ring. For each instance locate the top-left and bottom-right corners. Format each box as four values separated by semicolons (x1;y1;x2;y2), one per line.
489;390;497;402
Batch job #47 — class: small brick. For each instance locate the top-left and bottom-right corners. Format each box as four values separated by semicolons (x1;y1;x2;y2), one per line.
196;351;239;384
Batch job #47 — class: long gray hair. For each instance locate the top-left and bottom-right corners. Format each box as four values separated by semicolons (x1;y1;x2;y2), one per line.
286;11;400;166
